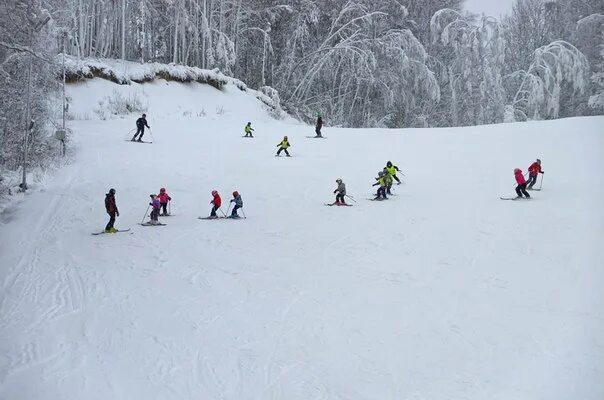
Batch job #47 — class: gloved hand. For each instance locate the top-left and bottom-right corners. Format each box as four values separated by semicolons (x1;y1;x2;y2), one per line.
541;171;545;174
116;211;120;217
333;190;337;194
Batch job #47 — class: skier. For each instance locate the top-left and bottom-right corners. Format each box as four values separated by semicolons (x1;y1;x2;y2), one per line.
315;115;323;137
158;187;172;216
514;168;531;199
148;194;161;224
131;113;150;142
372;172;388;200
244;122;254;138
209;190;222;218
104;188;119;233
383;167;394;195
276;136;291;157
230;191;243;218
527;158;544;189
333;178;347;205
385;161;402;184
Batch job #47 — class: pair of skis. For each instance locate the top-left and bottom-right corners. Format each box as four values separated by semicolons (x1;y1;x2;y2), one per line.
198;215;243;220
91;228;132;235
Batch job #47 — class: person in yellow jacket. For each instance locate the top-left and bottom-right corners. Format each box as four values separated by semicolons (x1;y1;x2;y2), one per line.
382;167;394;194
244;122;254;138
372;171;388;200
385;161;402;184
276;136;291;157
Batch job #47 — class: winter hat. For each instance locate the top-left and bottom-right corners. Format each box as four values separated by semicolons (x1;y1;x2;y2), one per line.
233;191;239;197
109;188;116;195
160;188;166;193
212;190;218;196
514;168;521;173
536;159;541;163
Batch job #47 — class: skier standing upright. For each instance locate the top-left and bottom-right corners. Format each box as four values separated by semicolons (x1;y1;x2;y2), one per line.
148;194;161;225
132;113;150;142
385;161;402;184
244;122;254;138
373;172;388;200
104;188;119;233
527;159;544;189
315;115;323;137
158;187;172;216
230;191;243;218
333;178;347;205
276;136;291;157
209;190;222;218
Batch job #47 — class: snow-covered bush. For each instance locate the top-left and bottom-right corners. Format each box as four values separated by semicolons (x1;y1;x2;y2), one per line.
94;89;148;119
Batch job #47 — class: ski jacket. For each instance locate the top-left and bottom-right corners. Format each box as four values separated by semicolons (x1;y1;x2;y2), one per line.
528;162;542;176
231;194;243;207
245;124;253;134
278;139;290;149
150;198;161;209
136;117;150;129
515;170;526;185
383;174;393;185
212;193;222;208
386;165;399;176
105;194;118;213
316;117;323;129
375;177;386;187
158;192;171;204
335;182;346;195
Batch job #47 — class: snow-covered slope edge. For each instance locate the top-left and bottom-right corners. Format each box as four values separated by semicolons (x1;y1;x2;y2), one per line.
63;56;287;121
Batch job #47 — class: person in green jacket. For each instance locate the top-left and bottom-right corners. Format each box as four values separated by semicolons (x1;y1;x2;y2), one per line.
244;122;254;137
372;171;388;200
382;167;394;194
385;161;402;184
276;136;291;157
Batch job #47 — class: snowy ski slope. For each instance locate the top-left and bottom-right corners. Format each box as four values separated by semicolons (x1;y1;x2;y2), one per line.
0;78;603;400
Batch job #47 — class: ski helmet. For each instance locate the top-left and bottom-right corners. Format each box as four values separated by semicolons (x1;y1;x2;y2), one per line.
160;187;166;193
284;136;288;140
514;168;521;173
336;178;342;183
536;159;541;163
387;161;392;167
142;113;146;117
211;190;218;196
378;171;384;177
233;191;239;197
109;188;116;195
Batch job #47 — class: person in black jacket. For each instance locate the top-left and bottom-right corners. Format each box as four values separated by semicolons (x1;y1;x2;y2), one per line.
104;188;119;233
315;115;323;137
131;113;150;141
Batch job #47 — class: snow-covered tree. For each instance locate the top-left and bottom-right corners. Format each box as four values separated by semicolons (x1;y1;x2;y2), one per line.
589;36;604;110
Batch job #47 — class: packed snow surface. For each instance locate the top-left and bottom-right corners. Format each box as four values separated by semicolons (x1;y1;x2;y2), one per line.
0;78;603;400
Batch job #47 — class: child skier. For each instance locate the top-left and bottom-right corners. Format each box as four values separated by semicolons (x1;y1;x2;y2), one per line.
514;168;531;199
148;194;161;224
104;188;119;233
244;122;254;138
333;178;347;205
276;136;291;156
230;191;243;218
158;187;172;216
385;161;402;184
383;167;394;194
209;190;222;218
131;113;150;141
527;159;544;189
315;115;323;137
372;172;388;200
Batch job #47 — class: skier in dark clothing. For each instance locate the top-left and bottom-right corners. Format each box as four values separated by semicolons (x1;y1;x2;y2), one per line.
132;113;150;141
315;115;323;137
104;188;119;233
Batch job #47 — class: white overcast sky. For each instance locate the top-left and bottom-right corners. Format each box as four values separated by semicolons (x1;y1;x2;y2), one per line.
464;0;516;17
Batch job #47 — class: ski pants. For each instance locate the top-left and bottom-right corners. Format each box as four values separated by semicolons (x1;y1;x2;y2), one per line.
161;202;168;215
106;212;116;230
150;208;160;221
277;147;290;156
231;205;242;217
377;187;387;199
516;183;530;198
527;174;538;188
336;193;346;203
315;127;322;137
210;205;219;217
134;127;145;140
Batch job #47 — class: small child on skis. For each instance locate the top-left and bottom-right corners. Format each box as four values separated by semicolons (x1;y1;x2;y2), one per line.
230;191;243;218
209;190;222;218
383;167;394;194
514;168;530;199
148;194;161;224
527;158;544;189
244;122;254;138
158;187;172;216
276;136;291;157
333;178;347;205
373;171;388;200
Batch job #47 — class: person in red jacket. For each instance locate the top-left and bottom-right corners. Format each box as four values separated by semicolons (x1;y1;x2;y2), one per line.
514;168;530;199
157;187;172;216
527;159;544;189
209;190;222;218
104;188;119;233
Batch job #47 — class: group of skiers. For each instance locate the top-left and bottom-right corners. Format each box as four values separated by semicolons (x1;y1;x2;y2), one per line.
513;159;545;199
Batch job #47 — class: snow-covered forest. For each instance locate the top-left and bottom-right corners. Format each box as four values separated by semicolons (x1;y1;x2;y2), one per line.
1;0;603;186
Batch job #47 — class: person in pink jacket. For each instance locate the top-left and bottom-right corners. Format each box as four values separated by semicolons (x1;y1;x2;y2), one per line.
514;168;530;199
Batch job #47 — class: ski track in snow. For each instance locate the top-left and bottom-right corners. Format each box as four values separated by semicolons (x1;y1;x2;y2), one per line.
0;80;603;400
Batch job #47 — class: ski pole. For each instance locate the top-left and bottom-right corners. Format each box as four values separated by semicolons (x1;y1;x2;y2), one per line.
538;174;544;190
345;194;357;203
148;128;155;142
226;203;232;216
141;205;150;224
241;208;247;219
168;201;171;215
219;207;227;217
